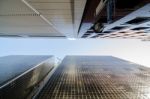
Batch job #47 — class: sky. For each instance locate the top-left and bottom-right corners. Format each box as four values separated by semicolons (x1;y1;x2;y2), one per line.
0;38;150;67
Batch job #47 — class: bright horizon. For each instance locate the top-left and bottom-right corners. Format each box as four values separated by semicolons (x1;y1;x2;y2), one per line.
0;38;150;67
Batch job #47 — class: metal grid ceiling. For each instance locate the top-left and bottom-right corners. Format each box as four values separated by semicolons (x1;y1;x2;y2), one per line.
90;4;150;40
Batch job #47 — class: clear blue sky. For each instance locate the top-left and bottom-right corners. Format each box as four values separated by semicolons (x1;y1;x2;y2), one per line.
0;38;150;67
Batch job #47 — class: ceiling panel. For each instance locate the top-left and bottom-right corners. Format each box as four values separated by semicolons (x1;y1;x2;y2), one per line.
0;0;65;38
0;0;35;15
0;26;60;34
30;3;71;10
74;0;87;37
43;14;72;19
38;9;71;15
27;0;71;3
27;0;74;37
0;16;49;26
0;0;87;38
44;15;72;22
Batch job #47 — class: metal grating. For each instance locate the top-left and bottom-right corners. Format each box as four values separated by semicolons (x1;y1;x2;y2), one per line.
95;4;150;40
36;56;150;99
97;31;148;39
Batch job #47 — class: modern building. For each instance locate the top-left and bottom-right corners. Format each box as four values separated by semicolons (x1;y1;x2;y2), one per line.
0;55;54;99
35;56;150;99
1;0;150;98
0;0;150;40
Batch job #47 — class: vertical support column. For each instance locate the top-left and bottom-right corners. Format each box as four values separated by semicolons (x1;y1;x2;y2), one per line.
107;0;115;24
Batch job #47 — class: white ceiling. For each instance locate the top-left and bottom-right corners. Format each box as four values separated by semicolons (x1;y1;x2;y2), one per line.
0;0;87;38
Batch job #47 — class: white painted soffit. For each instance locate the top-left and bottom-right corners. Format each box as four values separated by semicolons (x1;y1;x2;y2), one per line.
25;0;74;38
0;0;65;38
0;0;87;38
26;0;87;38
74;0;87;37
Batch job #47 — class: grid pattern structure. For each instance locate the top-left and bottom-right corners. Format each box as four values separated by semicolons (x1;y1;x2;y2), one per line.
97;31;148;39
82;30;149;39
82;4;150;40
36;56;150;99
